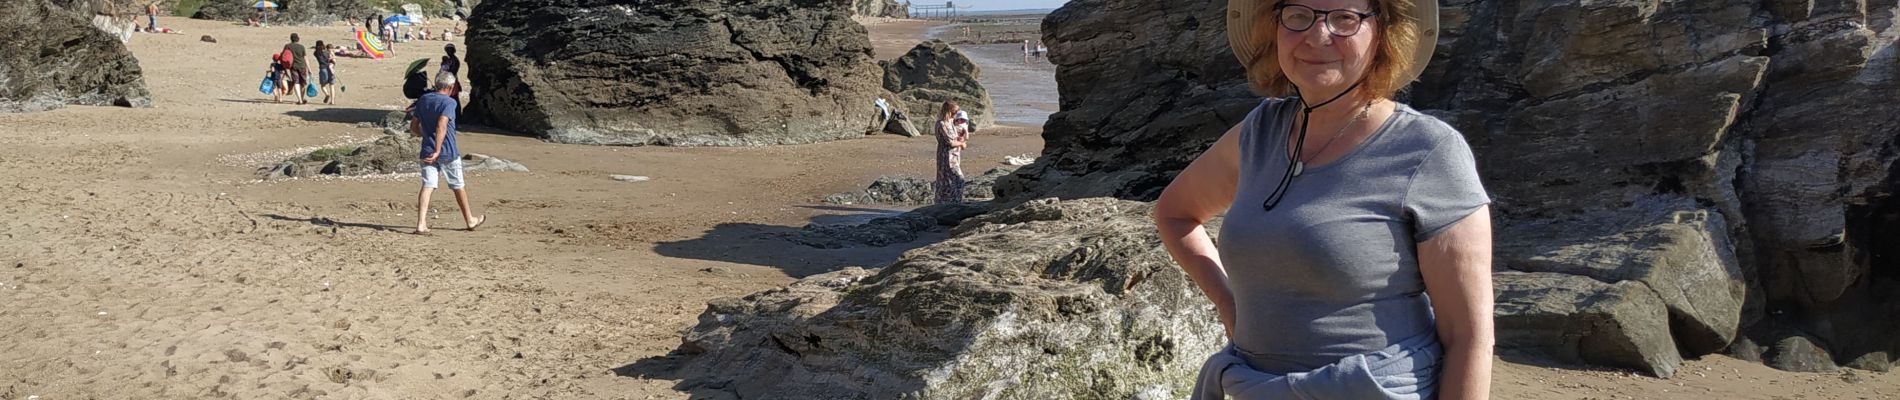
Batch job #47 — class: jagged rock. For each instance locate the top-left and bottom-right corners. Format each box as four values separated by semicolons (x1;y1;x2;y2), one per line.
880;110;921;137
1728;336;1765;362
825;168;1017;206
1845;352;1891;372
379;110;410;135
658;198;1222;399
851;0;907;18
824;176;932;205
464;0;885;146
0;0;152;112
190;0;374;25
992;0;1254;201
963;167;1013;200
200;35;217;43
1494;271;1681;378
1765;336;1840;373
260;135;527;179
881;40;994;129
777;212;938;249
1496;198;1746;355
1012;0;1900;374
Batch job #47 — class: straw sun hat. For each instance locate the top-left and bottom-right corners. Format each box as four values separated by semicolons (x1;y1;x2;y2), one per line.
1225;0;1440;87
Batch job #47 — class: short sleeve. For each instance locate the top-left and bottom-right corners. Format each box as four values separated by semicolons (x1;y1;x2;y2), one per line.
1403;133;1490;242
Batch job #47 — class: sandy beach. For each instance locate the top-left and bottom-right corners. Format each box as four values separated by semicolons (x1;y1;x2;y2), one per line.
1;15;1895;400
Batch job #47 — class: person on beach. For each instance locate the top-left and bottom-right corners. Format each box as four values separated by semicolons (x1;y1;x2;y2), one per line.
407;72;485;234
278;33;309;105
1153;0;1492;399
146;1;160;33
934;101;970;204
314;40;338;104
440;44;463;104
1022;39;1032;64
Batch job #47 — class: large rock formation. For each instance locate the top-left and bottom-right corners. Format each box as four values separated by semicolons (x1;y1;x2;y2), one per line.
882;39;995;129
992;0;1257;201
0;0;152;112
853;0;908;18
190;0;375;26
996;0;1900;376
464;0;888;146
644;198;1223;399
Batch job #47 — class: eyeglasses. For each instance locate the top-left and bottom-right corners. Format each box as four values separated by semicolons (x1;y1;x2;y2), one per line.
1274;3;1378;37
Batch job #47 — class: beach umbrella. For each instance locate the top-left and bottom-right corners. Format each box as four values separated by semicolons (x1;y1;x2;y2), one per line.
404;58;430;77
252;1;277;8
383;15;418;26
355;31;389;59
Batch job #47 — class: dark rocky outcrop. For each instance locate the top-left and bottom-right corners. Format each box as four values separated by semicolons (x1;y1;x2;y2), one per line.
881;40;994;129
824;167;1015;206
648;198;1222;399
852;0;907;18
0;0;152;112
190;0;374;25
464;0;887;146
997;0;1900;376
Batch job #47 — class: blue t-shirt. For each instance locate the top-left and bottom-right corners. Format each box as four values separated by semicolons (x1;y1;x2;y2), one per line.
413;92;460;162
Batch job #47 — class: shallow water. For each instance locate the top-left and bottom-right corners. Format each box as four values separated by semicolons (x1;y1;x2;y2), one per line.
927;25;1060;127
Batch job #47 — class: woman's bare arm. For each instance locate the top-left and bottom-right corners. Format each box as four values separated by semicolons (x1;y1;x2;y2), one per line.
1419;206;1495;400
1152;123;1244;336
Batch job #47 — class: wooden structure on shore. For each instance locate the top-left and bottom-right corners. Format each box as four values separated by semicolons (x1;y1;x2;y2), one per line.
909;1;967;20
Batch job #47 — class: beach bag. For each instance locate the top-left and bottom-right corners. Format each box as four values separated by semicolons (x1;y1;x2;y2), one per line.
259;73;275;94
276;47;295;67
306;81;319;97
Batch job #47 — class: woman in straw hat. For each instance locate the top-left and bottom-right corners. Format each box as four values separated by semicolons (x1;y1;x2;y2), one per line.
1153;0;1492;398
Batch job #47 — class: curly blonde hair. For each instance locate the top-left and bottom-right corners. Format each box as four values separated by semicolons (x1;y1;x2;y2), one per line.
1242;0;1422;99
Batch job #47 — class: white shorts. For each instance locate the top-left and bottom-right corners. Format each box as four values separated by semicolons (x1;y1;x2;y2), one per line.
421;158;465;189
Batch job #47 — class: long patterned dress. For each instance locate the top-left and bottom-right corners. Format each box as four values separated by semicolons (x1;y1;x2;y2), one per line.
934;120;968;204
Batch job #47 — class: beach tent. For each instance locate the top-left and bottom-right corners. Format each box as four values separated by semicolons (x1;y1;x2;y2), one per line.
355;31;389;59
383;15;419;26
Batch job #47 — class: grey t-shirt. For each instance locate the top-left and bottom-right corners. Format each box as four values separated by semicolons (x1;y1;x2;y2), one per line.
1217;98;1489;373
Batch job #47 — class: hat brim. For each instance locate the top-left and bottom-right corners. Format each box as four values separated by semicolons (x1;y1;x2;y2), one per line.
1226;0;1439;87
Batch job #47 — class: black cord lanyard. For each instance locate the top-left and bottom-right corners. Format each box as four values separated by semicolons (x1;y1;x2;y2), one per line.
1262;81;1363;212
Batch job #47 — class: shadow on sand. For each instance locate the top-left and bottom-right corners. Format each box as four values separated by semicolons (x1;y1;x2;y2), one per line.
651;204;943;279
262;213;410;233
283;107;390;125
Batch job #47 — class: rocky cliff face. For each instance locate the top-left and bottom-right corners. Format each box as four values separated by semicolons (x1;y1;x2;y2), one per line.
1;0;152;112
190;0;376;26
999;0;1900;376
854;0;908;18
463;0;888;146
882;39;994;129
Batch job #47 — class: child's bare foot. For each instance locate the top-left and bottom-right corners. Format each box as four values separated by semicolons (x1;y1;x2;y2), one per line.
465;215;487;231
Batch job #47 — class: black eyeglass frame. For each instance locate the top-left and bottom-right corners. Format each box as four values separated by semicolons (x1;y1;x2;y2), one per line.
1272;3;1380;37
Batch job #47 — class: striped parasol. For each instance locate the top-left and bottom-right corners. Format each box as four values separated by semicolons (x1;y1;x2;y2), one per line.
355;31;388;59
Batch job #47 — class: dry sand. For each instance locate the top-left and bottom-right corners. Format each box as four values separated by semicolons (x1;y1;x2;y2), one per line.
0;16;1893;400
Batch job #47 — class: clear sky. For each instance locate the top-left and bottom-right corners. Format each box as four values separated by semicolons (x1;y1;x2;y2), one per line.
939;0;1070;11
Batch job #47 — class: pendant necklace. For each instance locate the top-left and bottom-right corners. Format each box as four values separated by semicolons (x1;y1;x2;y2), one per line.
1293;102;1371;177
